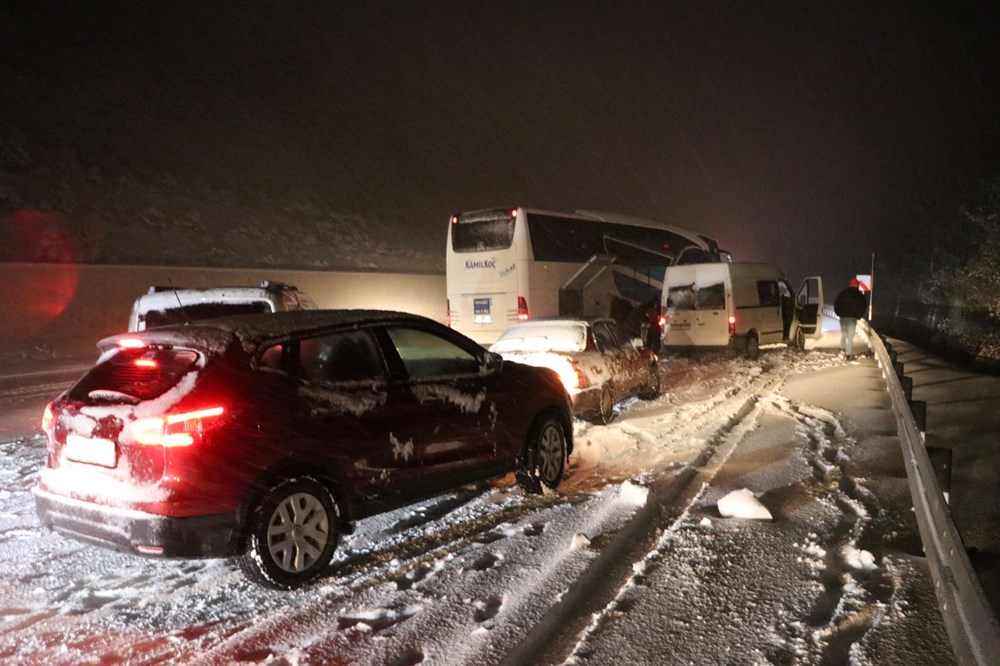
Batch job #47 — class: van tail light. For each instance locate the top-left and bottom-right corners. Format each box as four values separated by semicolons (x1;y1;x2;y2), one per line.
128;406;226;447
728;315;737;337
42;402;55;432
657;315;667;328
517;296;529;321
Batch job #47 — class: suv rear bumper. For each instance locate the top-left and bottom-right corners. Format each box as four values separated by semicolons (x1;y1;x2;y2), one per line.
34;487;241;558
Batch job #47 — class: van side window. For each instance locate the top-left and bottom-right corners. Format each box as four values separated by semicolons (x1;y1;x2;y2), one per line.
697;282;726;310
757;281;781;307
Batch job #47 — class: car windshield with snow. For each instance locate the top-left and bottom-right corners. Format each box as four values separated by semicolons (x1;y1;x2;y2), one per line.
33;310;573;589
489;318;660;424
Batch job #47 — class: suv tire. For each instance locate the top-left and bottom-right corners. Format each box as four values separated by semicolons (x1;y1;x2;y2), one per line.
516;415;567;494
237;477;340;589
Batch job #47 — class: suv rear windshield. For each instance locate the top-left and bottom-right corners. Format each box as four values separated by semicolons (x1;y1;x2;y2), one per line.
68;348;200;403
141;301;272;329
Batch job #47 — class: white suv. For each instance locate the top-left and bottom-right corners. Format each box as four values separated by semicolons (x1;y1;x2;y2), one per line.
127;281;317;331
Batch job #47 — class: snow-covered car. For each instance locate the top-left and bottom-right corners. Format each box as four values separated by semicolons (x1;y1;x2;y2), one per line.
490;318;660;424
127;280;317;331
34;310;573;589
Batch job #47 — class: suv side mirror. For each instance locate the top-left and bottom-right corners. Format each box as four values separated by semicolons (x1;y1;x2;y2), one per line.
483;351;503;374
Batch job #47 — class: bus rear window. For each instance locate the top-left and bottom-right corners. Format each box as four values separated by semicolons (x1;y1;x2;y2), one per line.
452;213;515;252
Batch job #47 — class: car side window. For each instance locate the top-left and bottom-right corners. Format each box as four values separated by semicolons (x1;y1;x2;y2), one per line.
385;327;479;379
607;322;636;350
298;330;388;384
592;322;618;352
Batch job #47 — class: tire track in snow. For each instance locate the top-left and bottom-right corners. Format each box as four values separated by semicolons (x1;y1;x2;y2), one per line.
502;372;783;665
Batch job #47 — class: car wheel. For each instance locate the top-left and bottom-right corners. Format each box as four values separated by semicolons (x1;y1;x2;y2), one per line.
516;414;568;494
638;364;661;400
794;327;805;352
744;332;760;360
589;384;615;424
236;476;340;589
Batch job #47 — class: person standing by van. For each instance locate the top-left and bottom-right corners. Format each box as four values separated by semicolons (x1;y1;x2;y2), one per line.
833;278;868;360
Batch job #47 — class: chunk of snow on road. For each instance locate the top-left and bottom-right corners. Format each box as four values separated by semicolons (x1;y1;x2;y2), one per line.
617;480;648;506
570;532;591;550
700;517;712;527
717;488;773;520
844;546;877;571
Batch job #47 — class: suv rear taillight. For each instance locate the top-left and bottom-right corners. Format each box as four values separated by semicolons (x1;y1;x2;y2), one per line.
517;296;529;321
128;406;226;447
41;402;54;432
728;315;737;337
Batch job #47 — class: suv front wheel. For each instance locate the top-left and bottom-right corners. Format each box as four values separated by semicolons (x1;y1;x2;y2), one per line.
516;414;568;494
237;476;340;589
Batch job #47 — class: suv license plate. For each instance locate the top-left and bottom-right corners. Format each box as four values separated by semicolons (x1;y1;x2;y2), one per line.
64;434;118;468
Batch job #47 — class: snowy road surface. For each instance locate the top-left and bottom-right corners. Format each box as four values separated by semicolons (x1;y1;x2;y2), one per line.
0;345;957;665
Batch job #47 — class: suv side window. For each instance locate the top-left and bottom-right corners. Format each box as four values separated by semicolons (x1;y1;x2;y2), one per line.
385;327;479;379
298;330;388;384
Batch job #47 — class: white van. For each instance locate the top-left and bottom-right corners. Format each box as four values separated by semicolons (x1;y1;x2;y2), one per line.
661;262;823;358
127;281;317;332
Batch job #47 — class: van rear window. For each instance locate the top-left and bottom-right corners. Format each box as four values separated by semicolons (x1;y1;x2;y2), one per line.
68;348;200;403
141;302;271;329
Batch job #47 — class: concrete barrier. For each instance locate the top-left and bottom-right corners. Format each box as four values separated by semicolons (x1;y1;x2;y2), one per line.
0;263;445;359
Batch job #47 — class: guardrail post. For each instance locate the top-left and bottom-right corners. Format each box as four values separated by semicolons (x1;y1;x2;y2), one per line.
900;375;913;401
926;446;953;496
909;399;927;434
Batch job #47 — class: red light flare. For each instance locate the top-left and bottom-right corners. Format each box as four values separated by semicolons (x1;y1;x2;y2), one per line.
0;210;80;337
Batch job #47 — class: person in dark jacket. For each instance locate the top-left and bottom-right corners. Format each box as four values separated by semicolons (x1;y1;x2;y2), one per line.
833;278;868;360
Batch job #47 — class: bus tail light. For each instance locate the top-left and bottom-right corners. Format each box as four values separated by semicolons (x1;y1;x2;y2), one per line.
517;296;529;320
728;315;737;337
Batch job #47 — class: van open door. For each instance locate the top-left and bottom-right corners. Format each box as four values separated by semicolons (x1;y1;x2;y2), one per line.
792;276;823;350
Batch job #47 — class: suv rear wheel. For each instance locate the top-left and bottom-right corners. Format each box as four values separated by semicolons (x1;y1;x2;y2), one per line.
237;477;340;589
516;415;567;494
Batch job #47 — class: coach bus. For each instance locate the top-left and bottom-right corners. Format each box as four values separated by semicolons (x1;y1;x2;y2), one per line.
446;207;728;344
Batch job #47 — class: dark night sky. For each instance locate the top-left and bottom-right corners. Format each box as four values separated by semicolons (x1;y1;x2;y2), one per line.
1;1;998;285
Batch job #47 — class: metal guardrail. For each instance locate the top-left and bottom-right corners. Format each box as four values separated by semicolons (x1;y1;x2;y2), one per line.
863;322;1000;665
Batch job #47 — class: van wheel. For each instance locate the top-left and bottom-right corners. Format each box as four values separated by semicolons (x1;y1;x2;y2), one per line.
589;385;615;424
744;332;760;360
794;327;805;352
516;414;567;494
236;477;339;589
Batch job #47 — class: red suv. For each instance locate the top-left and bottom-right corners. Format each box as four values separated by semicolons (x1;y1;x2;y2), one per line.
34;310;572;589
